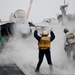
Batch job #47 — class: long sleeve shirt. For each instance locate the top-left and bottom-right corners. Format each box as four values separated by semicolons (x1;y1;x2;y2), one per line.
34;30;55;42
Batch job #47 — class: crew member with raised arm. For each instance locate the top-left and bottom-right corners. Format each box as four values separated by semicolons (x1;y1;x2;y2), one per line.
34;28;55;72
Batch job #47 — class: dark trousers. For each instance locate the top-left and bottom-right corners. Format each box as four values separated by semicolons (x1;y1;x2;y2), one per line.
36;49;52;70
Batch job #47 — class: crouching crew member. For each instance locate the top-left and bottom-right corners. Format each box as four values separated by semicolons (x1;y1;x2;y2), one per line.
64;28;75;60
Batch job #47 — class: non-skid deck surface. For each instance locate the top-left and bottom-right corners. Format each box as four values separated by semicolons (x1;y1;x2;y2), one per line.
0;64;25;75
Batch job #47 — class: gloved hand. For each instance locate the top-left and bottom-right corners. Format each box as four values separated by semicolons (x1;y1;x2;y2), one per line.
35;27;40;30
49;28;53;32
35;27;37;30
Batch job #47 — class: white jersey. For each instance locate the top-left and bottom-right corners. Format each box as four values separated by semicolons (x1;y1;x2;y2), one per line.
66;32;75;44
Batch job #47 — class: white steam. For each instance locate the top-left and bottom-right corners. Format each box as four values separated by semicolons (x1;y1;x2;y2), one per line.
0;21;75;74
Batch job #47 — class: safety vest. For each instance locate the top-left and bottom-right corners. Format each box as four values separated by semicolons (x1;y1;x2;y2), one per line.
38;36;50;49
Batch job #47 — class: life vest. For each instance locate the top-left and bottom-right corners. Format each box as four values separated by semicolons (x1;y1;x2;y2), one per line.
38;36;50;49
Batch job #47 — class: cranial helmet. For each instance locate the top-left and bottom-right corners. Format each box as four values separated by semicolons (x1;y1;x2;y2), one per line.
64;28;69;33
42;30;49;36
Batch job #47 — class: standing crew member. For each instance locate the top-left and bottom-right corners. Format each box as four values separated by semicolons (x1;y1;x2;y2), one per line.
34;28;55;72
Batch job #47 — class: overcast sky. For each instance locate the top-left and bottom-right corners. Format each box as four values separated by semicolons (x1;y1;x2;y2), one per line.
0;0;75;23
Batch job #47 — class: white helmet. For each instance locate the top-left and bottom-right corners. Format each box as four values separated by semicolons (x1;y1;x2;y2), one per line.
42;30;49;36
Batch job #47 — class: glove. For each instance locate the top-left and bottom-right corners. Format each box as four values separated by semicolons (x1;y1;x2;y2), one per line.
49;28;53;32
35;27;37;30
35;27;40;30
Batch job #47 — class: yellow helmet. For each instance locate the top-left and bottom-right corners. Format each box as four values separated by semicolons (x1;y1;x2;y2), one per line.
42;30;49;36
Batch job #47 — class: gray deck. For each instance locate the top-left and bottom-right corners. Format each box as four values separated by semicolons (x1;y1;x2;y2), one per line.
0;64;25;75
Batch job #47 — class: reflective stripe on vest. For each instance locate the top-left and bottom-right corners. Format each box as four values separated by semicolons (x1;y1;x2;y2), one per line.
38;36;50;49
